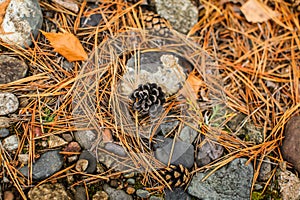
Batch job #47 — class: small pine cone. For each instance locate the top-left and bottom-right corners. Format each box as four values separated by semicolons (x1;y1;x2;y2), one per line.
160;164;190;187
130;83;165;116
142;11;171;37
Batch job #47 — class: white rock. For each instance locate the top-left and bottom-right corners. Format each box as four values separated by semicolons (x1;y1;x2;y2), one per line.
0;93;19;115
0;0;43;47
3;134;19;151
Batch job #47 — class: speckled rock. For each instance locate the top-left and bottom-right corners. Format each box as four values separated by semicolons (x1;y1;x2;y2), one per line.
74;130;97;150
119;51;193;97
74;186;87;200
136;189;150;198
0;128;9;138
188;158;253;200
281;115;300;173
19;150;64;180
92;191;109;200
0;117;10;128
0;55;28;84
150;0;198;34
48;135;68;148
28;183;71;200
103;184;133;200
278;167;300;200
179;125;198;143
2;134;19;151
0;0;43;47
0;93;19;115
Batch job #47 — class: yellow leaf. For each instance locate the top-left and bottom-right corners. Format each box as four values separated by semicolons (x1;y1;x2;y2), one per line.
0;0;11;33
41;31;88;62
241;0;279;23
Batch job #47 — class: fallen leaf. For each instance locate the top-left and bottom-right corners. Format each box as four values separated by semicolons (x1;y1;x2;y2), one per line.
180;73;203;99
0;0;11;33
241;0;280;23
41;31;88;62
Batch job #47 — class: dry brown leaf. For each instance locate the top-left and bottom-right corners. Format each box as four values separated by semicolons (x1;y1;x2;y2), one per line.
41;31;88;62
0;0;11;33
180;73;203;99
241;0;279;23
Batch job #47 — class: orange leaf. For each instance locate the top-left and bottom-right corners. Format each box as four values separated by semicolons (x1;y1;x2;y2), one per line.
180;73;203;99
0;0;11;33
41;31;88;62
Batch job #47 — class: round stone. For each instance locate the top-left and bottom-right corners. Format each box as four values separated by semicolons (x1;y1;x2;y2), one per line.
0;93;19;115
0;128;9;138
2;134;19;151
0;55;28;84
0;0;43;47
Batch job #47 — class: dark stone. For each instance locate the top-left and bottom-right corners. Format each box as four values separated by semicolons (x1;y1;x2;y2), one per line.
0;55;28;84
19;150;64;180
0;128;9;138
74;186;87;200
281;115;300;173
165;187;192;200
79;150;97;174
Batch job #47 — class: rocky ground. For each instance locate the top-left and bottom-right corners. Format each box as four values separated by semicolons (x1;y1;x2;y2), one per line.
0;0;300;200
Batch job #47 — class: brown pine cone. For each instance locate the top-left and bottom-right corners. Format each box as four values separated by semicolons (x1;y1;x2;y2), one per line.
142;10;171;37
159;164;191;187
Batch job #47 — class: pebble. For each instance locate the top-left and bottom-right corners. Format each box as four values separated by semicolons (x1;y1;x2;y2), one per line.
0;117;10;128
278;167;300;200
18;153;29;165
0;128;10;138
258;157;272;181
110;179;120;188
126;186;136;195
52;0;79;13
28;183;71;200
74;186;87;200
75;159;89;172
4;191;14;200
0;93;19;115
74;130;97;150
68;155;78;163
126;178;135;185
19;150;64;180
64;141;81;152
78;150;97;173
124;172;135;178
0;0;43;47
165;187;192;200
0;55;28;84
159;120;179;135
62;133;73;142
2;134;19;151
196;137;224;167
104;142;128;157
103;184;133;200
188;158;253;200
150;0;198;34
155;139;194;168
281;115;300;173
149;196;164;200
80;5;102;27
48;135;68;148
179;125;198;143
136;189;150;198
92;191;109;200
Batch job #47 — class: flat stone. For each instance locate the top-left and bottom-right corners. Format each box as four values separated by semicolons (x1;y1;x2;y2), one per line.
48;135;68;148
2;134;19;151
103;184;133;200
119;51;193;97
64;141;81;152
154;139;194;168
151;0;198;34
0;0;43;47
28;183;71;200
159;119;179;136
104;142;128;157
188;158;253;200
74;130;97;150
0;93;19;115
136;189;150;198
278;168;300;200
74;186;87;200
19;150;64;180
18;153;29;165
0;55;28;84
258;157;272;181
281;115;300;173
0;128;9;138
0;117;10;128
179;125;198;143
165;187;192;200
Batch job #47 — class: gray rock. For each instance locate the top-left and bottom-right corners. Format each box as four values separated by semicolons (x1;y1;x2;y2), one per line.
28;183;71;200
165;187;192;200
104;142;128;157
0;55;28;84
159;119;179;135
136;189;150;198
18;154;29;165
2;134;19;151
119;51;193;97
188;158;253;200
258;157;272;181
151;0;198;34
281;115;300;173
0;128;9;138
103;184;133;200
74;130;97;150
74;186;87;200
0;0;43;47
0;117;10;128
79;150;97;174
126;178;135;185
19;150;64;180
196;138;224;167
150;196;164;200
179;125;198;143
0;93;19;115
155;139;194;168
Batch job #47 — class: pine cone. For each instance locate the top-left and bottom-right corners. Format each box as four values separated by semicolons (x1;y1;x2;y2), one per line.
142;11;171;37
130;83;165;117
160;164;190;187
